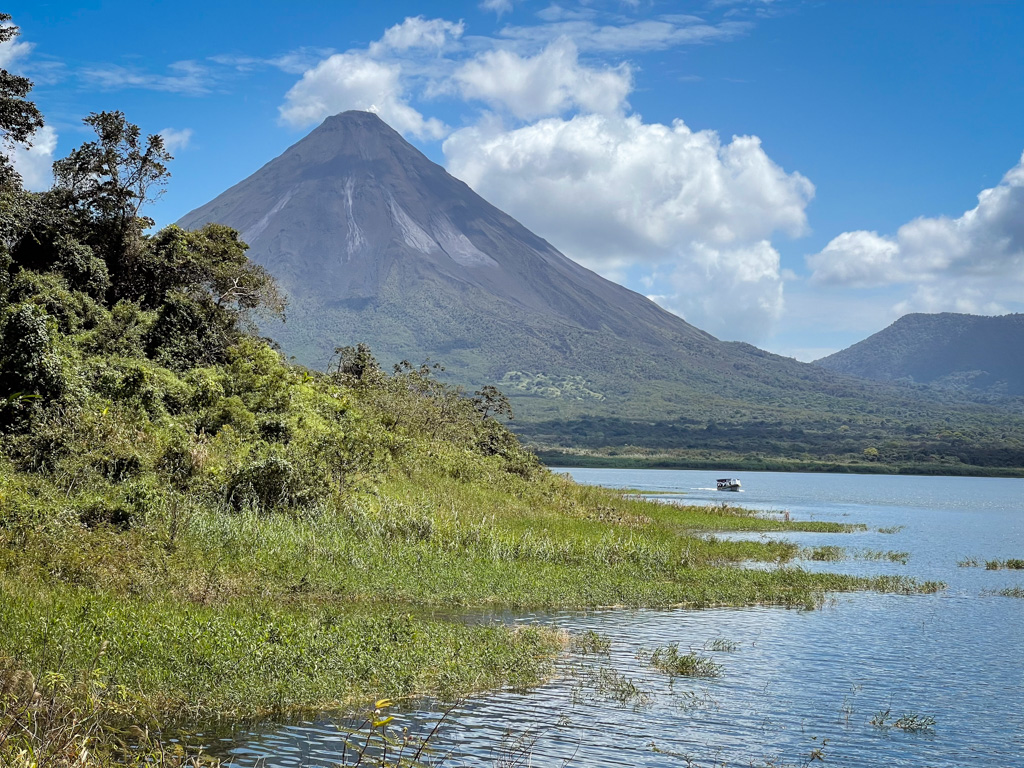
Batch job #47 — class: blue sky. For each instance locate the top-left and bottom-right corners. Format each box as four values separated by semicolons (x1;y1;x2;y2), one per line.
4;1;1024;359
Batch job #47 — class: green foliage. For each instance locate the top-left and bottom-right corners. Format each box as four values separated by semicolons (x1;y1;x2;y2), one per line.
0;15;45;190
51;110;172;261
646;644;722;678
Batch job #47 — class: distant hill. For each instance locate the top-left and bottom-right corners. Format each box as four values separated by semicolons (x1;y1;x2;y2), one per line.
815;313;1024;397
178;113;1024;469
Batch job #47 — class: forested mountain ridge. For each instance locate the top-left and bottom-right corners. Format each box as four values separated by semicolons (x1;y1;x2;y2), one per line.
815;313;1024;397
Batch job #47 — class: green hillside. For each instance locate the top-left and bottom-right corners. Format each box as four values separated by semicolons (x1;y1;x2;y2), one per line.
816;312;1024;397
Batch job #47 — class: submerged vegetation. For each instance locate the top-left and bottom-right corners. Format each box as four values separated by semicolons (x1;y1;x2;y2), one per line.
645;644;722;679
958;557;1024;570
985;558;1024;570
0;19;945;766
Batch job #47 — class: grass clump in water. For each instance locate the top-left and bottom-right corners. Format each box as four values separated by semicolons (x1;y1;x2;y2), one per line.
646;644;722;678
578;667;653;708
859;549;909;564
959;557;1023;570
569;630;611;656
705;637;739;652
985;559;1024;570
807;546;844;562
871;708;936;732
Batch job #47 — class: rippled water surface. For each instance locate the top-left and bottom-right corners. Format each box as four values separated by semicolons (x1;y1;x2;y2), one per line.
220;470;1024;767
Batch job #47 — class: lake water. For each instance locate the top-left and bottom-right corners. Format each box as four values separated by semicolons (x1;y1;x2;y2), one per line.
220;469;1024;767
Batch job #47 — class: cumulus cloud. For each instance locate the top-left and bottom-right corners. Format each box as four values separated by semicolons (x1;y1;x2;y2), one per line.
445;114;812;261
278;17;464;139
454;38;631;119
369;16;464;55
4;124;57;191
444;113;813;339
808;152;1024;315
279;53;446;139
654;241;786;340
158;127;193;153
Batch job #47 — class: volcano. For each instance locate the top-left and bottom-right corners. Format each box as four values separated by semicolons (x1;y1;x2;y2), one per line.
177;111;1011;441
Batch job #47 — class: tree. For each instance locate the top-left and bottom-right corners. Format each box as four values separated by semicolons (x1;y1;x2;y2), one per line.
0;14;45;190
142;225;287;369
330;343;382;385
52;111;172;263
473;385;513;421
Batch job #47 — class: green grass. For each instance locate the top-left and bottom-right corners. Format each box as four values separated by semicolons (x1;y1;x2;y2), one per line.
0;579;560;722
858;549;910;564
877;525;905;534
985;558;1024;570
959;557;1023;570
646;644;722;678
569;630;611;655
0;461;944;734
807;546;844;562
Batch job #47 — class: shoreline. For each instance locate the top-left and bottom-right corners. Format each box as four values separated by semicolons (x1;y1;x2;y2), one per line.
538;451;1024;478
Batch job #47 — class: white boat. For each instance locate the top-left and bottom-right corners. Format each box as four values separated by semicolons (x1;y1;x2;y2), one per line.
716;478;742;491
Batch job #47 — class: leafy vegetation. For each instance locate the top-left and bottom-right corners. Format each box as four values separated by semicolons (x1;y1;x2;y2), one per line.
0;26;945;766
986;558;1024;570
646;644;722;678
959;557;1024;570
870;708;937;732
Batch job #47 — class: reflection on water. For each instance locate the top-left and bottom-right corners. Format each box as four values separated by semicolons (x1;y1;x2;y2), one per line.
220;470;1024;767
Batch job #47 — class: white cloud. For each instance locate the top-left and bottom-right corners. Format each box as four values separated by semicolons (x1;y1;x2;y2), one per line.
209;48;336;75
445;113;812;262
269;12;805;340
81;60;213;95
279;53;446;139
496;17;752;53
454;38;631;119
369;16;464;55
444;113;812;339
158;127;193;153
655;241;786;340
0;26;32;69
480;0;515;15
277;17;465;139
4;124;57;191
806;230;901;287
808;151;1024;315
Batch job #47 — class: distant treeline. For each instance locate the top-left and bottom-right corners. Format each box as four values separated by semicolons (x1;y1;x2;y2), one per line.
518;415;1024;472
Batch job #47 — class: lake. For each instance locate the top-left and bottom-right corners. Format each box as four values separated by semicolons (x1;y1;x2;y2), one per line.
219;469;1024;767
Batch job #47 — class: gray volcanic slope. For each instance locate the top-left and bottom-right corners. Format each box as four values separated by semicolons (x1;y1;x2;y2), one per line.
177;111;985;425
179;112;707;347
816;313;1024;396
